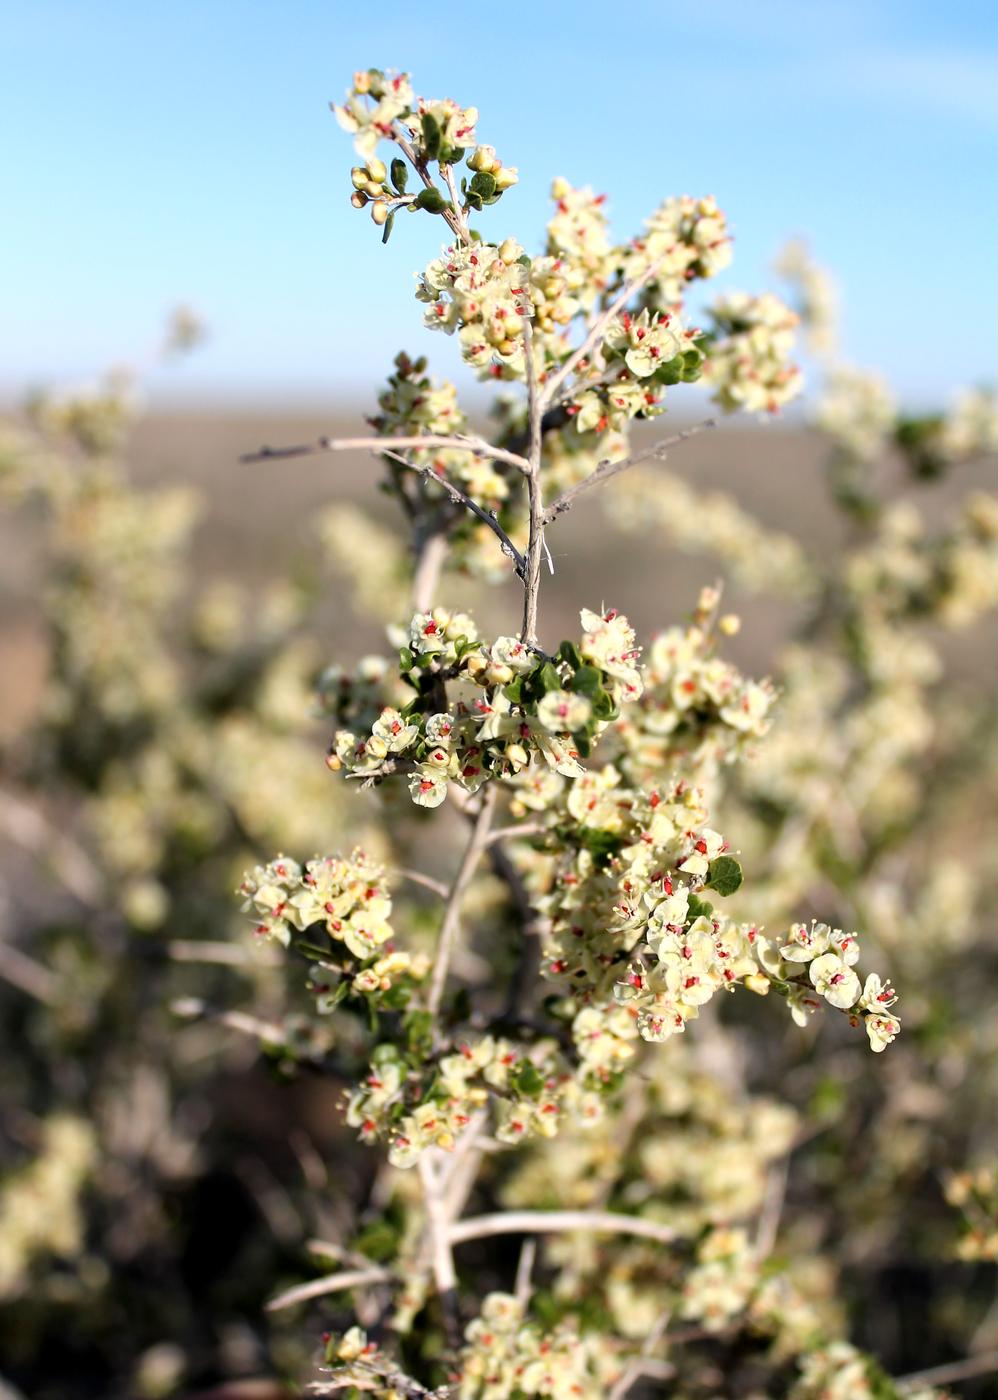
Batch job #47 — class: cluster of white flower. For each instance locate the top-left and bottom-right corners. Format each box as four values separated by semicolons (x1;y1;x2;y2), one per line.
239;848;391;957
621;194;733;309
417;239;535;378
944;1164;998;1261
345;1035;603;1169
459;1292;613;1399
612;615;777;784
940;386;998;460
545;178;613;307
703;291;803;414
0;1116;96;1301
333;68;415;160
606;467;818;598
680;1226;759;1330
816;364;898;461
775;237;839;356
328;607;643;807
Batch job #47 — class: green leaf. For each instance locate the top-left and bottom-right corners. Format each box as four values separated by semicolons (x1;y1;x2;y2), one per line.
686;894;714;922
399;645;415;672
591;687;616;720
557;640;582;669
512;1060;545;1099
470;171;497;199
390;158;408;194
569;664;603;697
465;189;484;212
421;112;441;161
404;1009;434;1054
538;660;562;693
573;728;592;758
705;855;743;897
381;210;396;245
505;676;524;704
413;186;448;214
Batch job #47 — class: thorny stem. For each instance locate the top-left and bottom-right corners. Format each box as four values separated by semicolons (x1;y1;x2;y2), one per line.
426;785;498;1020
543;418;717;525
382;448;525;580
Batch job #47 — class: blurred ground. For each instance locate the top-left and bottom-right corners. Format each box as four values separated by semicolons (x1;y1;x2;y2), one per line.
2;410;995;743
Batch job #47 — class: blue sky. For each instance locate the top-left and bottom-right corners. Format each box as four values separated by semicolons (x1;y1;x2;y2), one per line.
4;0;997;407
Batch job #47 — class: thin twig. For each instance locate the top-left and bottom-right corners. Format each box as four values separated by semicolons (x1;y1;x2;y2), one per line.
426;786;497;1019
240;433;530;476
168;939;281;967
266;1267;391;1312
394;868;450;900
0;787;104;905
0;939;58;1003
895;1348;998;1389
754;1155;791;1260
608;1310;674;1400
381;448;525;579
171;997;285;1046
449;1210;678;1248
514;1238;537;1306
484;821;548;847
440;162;469;241
391;126;466;248
543;419;717;525
521;319;545;645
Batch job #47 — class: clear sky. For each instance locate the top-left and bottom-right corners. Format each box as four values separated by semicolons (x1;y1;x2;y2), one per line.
4;0;997;408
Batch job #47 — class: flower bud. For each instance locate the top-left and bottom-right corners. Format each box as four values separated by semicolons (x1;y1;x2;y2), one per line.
364;179;384;198
350;192;368;209
485;661;514;685
370;200;390;226
506;742;530;768
468;144;497;173
697;584;721;614
718;613;741;636
744;974;770;996
493;166;519;191
325;751;342;772
366;156;387;183
350;166;368;189
498;237;520;264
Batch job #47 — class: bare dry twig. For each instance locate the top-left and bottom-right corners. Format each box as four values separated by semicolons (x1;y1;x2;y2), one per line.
543;419;717;525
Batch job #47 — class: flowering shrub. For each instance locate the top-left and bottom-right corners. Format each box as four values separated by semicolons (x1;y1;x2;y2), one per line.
202;64;998;1400
2;63;997;1400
